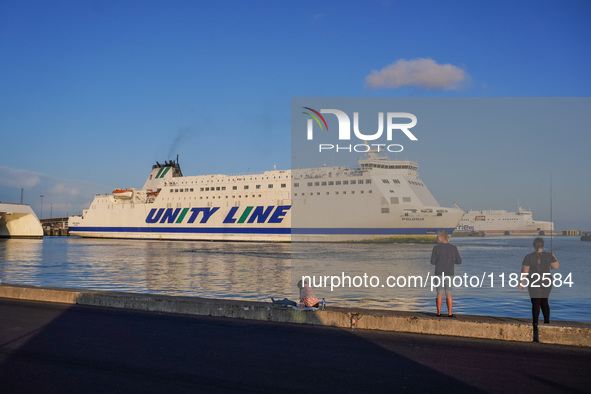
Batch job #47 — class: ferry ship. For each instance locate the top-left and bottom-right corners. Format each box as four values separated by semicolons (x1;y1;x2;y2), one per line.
456;207;553;235
68;149;464;242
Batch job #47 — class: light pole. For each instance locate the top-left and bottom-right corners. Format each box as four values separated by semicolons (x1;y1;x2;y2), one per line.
40;195;44;219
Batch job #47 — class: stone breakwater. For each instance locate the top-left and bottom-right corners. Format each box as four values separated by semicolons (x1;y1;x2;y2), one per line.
1;283;590;347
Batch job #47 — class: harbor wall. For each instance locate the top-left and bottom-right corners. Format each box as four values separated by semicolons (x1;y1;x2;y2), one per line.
1;283;589;347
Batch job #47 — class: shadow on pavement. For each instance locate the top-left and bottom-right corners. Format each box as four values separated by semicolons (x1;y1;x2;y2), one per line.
0;299;484;393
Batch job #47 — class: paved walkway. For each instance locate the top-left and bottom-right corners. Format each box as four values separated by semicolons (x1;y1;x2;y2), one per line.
1;298;590;393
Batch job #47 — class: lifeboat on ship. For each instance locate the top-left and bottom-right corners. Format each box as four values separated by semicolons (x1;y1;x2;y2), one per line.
112;189;133;199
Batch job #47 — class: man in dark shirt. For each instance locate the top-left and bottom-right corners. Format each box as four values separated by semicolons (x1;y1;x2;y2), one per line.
430;230;462;317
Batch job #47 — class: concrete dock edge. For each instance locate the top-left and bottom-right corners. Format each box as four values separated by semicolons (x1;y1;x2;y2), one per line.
1;283;590;347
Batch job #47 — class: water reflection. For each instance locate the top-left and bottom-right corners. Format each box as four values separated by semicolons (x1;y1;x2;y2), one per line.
0;238;44;285
292;242;436;310
0;236;589;321
1;238;292;300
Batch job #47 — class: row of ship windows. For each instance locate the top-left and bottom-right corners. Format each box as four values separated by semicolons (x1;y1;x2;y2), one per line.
361;163;417;170
380;179;424;187
163;174;418;187
170;184;287;193
167;179;420;193
474;218;520;221
294;179;372;187
166;195;267;200
292;178;421;187
165;174;291;185
167;179;421;191
171;181;371;191
294;190;373;196
166;189;375;200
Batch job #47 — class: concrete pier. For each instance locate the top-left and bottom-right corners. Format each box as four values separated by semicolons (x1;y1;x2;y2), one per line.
40;217;69;236
1;283;589;347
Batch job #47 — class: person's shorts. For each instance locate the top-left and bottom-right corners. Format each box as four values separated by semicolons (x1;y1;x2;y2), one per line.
436;275;453;294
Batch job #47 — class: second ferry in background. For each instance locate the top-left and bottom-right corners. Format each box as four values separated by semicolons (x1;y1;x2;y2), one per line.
456;206;554;235
69;148;465;242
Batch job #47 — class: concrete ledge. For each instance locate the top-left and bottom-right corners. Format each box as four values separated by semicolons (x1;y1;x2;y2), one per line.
0;284;79;304
1;283;590;347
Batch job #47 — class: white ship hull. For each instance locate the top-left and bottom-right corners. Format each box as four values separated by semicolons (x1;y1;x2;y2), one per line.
69;153;464;242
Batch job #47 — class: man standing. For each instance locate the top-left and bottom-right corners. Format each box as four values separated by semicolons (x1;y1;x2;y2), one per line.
430;230;462;317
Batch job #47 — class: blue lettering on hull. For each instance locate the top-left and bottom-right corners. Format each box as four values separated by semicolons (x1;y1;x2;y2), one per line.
146;206;291;225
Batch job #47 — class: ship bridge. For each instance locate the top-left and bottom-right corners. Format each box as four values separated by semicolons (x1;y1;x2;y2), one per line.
360;160;418;171
358;148;419;176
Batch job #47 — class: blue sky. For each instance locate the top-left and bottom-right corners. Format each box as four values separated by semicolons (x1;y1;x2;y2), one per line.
1;0;590;229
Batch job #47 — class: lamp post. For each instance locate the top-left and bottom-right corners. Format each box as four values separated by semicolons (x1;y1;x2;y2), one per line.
40;195;44;219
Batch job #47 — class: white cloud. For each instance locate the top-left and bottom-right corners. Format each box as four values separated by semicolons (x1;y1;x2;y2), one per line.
50;183;81;197
0;166;108;217
0;166;42;188
365;58;469;90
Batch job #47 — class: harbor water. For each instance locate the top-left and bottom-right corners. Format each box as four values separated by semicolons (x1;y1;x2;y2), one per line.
1;236;589;322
